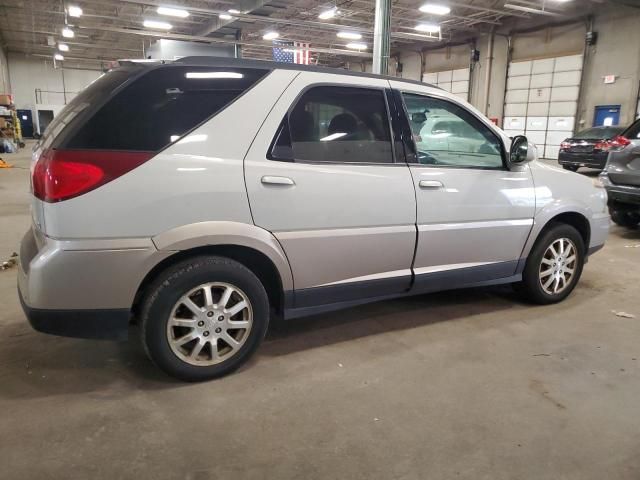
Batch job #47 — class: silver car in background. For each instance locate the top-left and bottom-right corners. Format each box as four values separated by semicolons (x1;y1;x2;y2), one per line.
18;57;609;381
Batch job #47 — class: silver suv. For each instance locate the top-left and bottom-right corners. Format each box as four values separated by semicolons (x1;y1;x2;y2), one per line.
18;57;609;381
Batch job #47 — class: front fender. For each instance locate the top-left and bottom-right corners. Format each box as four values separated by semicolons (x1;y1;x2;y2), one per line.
152;221;294;291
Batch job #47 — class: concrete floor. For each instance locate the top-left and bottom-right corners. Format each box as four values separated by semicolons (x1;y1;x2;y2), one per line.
1;143;639;480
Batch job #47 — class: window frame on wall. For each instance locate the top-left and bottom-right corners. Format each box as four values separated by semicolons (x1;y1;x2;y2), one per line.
267;83;401;165
396;90;508;171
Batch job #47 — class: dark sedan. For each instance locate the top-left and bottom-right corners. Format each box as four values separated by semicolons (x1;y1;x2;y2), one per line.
558;125;626;172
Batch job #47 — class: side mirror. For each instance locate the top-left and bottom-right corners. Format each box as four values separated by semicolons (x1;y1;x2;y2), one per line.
509;135;535;167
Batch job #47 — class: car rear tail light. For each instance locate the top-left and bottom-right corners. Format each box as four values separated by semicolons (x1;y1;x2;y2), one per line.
560;141;571;151
32;149;154;202
594;135;630;152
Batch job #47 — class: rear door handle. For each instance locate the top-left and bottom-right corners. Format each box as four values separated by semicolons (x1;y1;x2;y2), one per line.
419;180;444;189
261;175;295;186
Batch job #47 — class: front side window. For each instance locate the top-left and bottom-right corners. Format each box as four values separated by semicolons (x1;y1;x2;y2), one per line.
402;93;503;169
273;86;393;164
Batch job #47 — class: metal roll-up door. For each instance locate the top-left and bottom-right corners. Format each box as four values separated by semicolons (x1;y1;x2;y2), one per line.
423;68;470;102
503;54;583;159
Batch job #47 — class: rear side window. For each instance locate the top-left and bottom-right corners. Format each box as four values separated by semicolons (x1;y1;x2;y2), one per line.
624;119;640;140
64;66;268;151
41;65;142;150
271;86;393;164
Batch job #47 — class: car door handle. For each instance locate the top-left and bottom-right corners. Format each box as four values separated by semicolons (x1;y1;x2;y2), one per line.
261;175;295;186
419;180;444;189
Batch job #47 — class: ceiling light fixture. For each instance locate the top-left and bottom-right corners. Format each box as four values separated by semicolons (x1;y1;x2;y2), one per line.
143;19;173;30
219;13;233;20
318;7;337;20
54;53;64;61
418;3;450;15
414;23;441;33
58;43;69;52
228;9;241;14
337;31;362;40
503;3;565;15
67;5;82;17
262;31;279;40
61;27;74;38
157;6;189;17
346;42;367;50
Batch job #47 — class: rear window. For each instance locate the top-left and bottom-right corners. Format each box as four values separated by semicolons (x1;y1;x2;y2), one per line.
63;66;268;151
573;126;624;139
623;119;640;140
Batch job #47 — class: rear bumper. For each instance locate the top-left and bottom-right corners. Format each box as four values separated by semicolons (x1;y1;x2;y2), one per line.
19;289;129;340
18;226;171;339
603;182;640;206
558;152;608;169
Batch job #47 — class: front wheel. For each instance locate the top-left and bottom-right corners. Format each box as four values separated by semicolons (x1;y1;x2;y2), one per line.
562;165;579;172
141;256;270;381
517;223;585;304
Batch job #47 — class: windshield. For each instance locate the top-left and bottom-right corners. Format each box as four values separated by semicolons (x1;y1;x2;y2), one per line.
573;126;624;140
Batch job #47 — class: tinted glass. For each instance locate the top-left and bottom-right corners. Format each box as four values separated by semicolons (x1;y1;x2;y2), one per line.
286;86;393;163
65;66;268;151
573;126;624;139
41;65;142;149
624;119;640;140
402;93;503;168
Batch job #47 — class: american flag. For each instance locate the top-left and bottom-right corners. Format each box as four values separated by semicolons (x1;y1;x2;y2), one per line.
273;41;310;65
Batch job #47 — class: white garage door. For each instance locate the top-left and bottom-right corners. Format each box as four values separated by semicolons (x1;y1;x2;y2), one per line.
423;68;470;102
503;54;583;159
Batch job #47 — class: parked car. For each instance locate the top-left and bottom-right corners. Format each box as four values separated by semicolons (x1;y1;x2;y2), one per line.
18;57;609;381
558;125;626;172
599;118;640;227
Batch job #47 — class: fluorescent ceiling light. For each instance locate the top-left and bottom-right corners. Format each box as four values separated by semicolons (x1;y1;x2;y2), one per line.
228;9;241;14
262;31;279;40
419;3;450;15
414;23;441;33
337;31;362;40
185;71;244;79
143;19;173;30
61;27;74;38
503;3;564;15
54;53;64;61
67;5;82;17
157;7;189;17
318;7;337;20
219;13;232;20
320;132;347;141
58;43;69;52
346;42;367;50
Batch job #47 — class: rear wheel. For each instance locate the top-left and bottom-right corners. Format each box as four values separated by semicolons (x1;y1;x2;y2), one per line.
562;165;579;172
610;207;640;228
141;256;269;381
517;223;585;304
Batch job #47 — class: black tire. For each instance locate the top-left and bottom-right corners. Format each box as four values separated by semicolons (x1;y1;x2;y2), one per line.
517;223;585;305
609;207;640;228
141;256;269;382
562;165;579;172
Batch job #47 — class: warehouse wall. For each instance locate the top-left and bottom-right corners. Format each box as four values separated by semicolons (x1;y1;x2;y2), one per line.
0;48;10;95
8;53;101;110
579;7;640;128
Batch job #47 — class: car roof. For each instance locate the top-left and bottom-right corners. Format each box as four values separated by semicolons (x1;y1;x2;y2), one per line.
166;56;439;90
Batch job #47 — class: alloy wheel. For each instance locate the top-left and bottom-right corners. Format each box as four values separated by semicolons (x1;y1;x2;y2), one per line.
538;238;578;295
166;282;253;366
